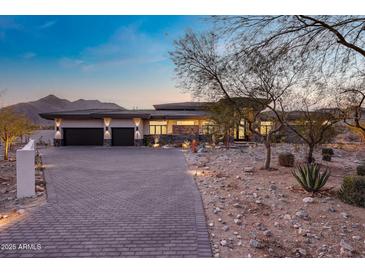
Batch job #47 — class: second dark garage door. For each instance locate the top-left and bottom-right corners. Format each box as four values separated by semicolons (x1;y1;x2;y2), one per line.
112;128;135;146
63;128;104;146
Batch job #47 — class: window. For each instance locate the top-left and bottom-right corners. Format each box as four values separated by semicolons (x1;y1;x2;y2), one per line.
176;120;195;126
149;121;167;135
260;121;273;135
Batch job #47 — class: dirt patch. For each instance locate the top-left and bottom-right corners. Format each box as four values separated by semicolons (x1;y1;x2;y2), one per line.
185;143;365;258
0;145;47;226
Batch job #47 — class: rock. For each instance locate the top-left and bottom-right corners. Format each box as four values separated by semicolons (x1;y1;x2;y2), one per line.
274;221;280;227
244;167;254;173
252;193;258;198
303;197;314;203
295;209;309;220
237;240;243;246
213;207;221;214
233;203;242;208
220;240;227;247
269;185;277;191
352;235;361;241
328;207;337;213
222;225;230;232
249;239;263;249
218;218;222;222
340;212;350;219
234;219;242;225
294;248;307;256
235;175;241;179
214;253;220;258
36;185;45;192
16;209;25;215
255;199;262;204
340;239;354;252
284;214;291;220
209;222;214;227
236;214;243;219
263;230;273;237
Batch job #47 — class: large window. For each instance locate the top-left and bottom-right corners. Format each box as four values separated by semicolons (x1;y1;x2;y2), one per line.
176;120;195;126
149;121;167;135
260;121;273;135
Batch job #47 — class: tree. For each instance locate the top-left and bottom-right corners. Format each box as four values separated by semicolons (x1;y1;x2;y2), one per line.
170;31;297;170
336;86;365;139
214;15;365;132
226;48;302;169
206;100;242;148
284;89;340;163
0;109;35;160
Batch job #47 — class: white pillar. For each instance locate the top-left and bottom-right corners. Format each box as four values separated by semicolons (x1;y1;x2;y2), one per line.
16;139;35;198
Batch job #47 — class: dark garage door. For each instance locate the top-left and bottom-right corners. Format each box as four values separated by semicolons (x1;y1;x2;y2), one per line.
112;128;135;146
63;128;104;146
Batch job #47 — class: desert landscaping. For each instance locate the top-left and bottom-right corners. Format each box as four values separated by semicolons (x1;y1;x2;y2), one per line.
0;140;47;227
185;142;365;258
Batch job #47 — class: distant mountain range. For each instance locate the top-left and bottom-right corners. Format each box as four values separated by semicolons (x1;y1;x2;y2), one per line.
3;94;124;126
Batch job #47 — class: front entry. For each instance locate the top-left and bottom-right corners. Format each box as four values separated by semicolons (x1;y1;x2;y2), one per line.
112;128;135;146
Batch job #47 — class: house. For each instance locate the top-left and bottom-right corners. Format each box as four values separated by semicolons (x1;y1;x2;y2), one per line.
39;97;268;146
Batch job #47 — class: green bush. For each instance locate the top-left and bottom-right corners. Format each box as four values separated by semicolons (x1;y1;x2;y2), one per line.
322;148;334;155
338;176;365;208
278;153;295;167
356;165;365;176
292;163;330;193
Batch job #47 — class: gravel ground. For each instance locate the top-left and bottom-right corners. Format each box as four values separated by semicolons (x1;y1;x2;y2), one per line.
0;144;46;223
185;143;365;258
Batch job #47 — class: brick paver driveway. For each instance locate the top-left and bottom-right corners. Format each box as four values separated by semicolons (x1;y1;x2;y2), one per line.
0;147;211;257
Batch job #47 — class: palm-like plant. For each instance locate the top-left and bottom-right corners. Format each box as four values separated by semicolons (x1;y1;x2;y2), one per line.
292;163;330;193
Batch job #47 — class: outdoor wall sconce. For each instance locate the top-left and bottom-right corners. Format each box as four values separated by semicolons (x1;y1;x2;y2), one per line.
136;126;139;131
105;126;109;132
56;126;60;131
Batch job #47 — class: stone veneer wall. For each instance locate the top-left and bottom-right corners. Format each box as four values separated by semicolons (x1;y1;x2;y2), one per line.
144;134;210;146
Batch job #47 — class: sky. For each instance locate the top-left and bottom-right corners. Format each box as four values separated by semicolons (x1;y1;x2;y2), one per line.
0;16;210;108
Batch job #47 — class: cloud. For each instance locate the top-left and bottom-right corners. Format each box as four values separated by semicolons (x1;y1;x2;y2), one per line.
38;20;56;29
22;52;36;59
59;57;85;68
80;24;169;67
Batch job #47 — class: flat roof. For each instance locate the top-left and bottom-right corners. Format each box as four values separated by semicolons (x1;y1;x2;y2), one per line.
39;109;209;120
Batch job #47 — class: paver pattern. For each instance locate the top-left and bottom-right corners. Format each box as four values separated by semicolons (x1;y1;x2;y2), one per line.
0;147;211;257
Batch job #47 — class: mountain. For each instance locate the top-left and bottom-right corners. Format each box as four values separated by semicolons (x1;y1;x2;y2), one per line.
3;95;125;126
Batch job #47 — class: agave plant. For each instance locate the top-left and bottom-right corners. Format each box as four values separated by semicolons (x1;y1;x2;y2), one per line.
292;163;330;193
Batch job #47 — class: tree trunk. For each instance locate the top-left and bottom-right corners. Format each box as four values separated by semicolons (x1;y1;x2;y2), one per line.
4;139;9;161
264;135;271;170
307;144;315;163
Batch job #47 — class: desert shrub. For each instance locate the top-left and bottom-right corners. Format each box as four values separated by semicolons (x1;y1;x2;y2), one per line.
357;165;365;176
292;163;330;193
322;148;334;155
322;154;332;161
338;176;365;208
278;152;294;167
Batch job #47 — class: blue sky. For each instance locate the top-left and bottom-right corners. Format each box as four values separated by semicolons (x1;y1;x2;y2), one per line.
0;16;210;108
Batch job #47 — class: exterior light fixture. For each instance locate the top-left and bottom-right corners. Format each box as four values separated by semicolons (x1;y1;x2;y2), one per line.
56;126;60;131
136;126;139;131
105;126;109;132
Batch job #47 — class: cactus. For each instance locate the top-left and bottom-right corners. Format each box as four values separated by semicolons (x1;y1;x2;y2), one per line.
292;164;330;193
278;152;295;167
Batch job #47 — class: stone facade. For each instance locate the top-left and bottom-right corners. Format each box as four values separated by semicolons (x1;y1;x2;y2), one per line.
144;134;210;146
